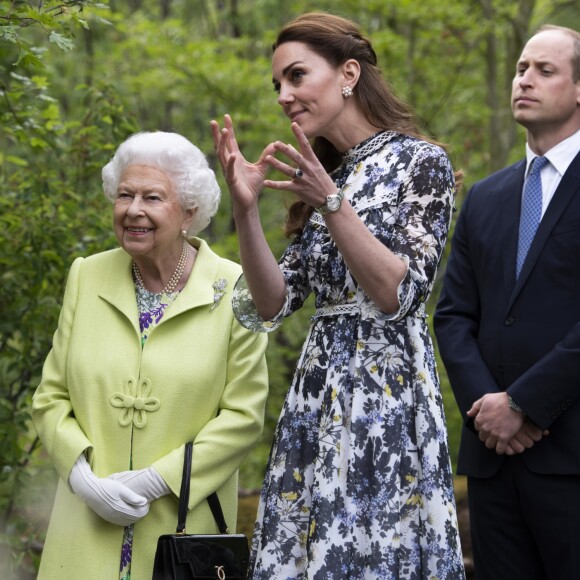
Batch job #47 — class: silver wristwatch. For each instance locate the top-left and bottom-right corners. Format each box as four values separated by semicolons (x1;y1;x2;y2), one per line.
507;394;524;414
316;189;344;215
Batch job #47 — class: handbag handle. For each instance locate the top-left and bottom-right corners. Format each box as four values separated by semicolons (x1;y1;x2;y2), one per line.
176;441;229;535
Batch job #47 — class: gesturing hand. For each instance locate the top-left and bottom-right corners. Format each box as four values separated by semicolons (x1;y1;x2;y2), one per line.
262;122;338;209
210;114;276;212
69;455;149;526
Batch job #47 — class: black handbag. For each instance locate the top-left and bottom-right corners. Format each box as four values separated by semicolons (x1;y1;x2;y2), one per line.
152;442;250;579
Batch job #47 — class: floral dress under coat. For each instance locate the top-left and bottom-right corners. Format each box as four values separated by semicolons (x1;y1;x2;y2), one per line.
233;131;465;579
119;284;179;580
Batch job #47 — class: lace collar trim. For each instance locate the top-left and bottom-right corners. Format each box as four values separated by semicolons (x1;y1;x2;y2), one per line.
341;130;397;165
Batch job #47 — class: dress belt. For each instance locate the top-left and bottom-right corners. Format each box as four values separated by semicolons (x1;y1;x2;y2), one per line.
314;303;359;318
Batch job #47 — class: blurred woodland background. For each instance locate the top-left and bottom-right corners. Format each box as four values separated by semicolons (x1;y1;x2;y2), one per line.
1;0;579;577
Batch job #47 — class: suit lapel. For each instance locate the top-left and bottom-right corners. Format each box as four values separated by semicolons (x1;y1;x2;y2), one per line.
508;151;580;310
501;161;526;300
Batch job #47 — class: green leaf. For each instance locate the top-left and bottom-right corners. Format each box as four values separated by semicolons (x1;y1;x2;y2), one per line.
5;156;29;167
48;31;75;52
0;25;21;44
15;48;44;69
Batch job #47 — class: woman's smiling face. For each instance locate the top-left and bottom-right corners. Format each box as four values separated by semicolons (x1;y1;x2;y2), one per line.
113;164;193;261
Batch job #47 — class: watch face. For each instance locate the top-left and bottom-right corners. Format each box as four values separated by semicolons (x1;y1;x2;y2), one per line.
327;195;341;212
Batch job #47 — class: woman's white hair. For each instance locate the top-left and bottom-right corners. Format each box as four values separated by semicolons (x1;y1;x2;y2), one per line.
102;131;221;237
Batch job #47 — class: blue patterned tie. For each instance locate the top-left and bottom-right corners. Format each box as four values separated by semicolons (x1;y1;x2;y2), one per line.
516;156;549;277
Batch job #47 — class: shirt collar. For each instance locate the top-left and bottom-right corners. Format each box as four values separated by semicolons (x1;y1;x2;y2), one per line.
525;129;580;177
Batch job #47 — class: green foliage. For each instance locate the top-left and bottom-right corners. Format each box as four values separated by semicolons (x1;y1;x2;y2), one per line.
0;1;97;68
0;79;136;570
0;3;141;575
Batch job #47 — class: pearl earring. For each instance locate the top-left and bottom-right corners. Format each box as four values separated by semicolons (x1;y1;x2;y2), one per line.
181;230;187;238
342;85;354;98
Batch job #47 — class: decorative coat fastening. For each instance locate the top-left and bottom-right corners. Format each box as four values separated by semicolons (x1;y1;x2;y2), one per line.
110;377;160;428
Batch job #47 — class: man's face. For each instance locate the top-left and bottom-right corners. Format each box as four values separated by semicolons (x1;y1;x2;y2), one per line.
511;30;580;136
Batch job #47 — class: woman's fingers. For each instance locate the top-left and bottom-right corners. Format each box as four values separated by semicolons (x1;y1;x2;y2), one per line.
265;153;301;178
291;121;314;153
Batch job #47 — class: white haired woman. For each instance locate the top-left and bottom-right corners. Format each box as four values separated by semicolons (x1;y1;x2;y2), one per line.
32;131;269;579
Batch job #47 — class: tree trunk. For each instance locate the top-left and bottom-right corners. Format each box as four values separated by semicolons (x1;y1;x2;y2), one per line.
160;0;172;19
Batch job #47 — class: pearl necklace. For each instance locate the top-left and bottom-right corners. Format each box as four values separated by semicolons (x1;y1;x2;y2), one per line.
132;240;189;295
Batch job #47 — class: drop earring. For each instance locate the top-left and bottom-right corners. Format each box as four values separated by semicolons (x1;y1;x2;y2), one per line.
342;85;354;98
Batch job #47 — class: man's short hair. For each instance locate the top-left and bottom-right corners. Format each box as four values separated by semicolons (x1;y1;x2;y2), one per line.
536;25;580;82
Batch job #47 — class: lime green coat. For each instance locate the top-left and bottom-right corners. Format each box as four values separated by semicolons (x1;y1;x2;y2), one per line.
32;239;268;579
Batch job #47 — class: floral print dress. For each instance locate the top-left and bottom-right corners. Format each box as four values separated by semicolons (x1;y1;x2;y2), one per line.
233;131;465;579
119;284;179;580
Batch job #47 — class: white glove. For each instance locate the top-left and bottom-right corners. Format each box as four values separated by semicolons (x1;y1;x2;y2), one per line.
68;455;149;526
108;466;171;502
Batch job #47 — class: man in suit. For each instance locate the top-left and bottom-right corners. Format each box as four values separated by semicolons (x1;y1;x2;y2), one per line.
434;25;580;579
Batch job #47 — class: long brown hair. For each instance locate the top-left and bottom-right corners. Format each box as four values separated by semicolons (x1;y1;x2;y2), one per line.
274;13;453;236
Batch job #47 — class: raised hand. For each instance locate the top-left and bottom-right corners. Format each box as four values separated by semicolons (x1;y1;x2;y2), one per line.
210;114;287;321
263;122;337;209
210;114;276;212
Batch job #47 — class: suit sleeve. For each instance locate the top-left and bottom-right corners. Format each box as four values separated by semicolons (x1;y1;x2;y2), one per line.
434;187;501;419
32;258;93;482
507;324;580;430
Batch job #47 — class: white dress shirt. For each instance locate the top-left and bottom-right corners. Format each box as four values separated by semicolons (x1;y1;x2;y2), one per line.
525;129;580;217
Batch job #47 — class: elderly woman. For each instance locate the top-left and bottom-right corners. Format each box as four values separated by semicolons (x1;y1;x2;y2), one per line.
32;131;268;579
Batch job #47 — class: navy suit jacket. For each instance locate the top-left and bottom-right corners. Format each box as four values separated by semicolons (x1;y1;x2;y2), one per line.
434;151;580;477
